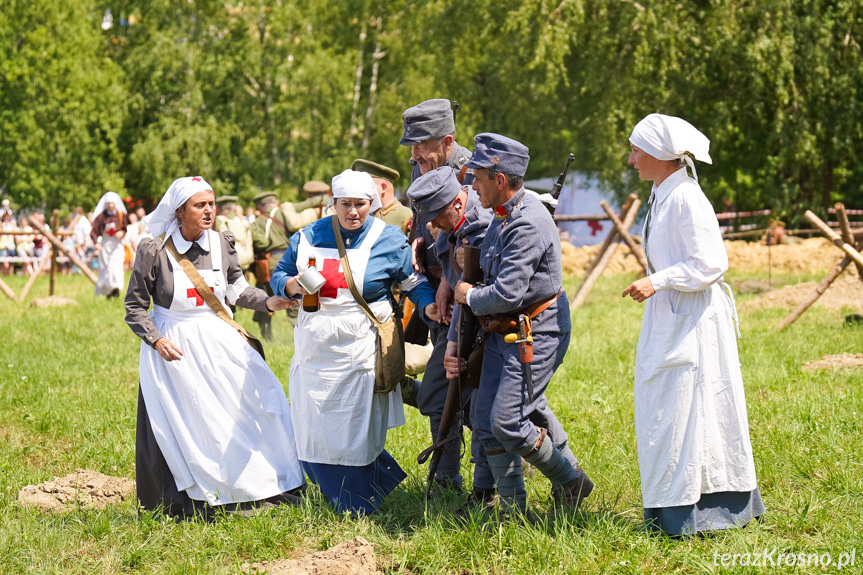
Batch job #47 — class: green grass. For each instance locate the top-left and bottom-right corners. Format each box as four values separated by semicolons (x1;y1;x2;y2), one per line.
0;270;861;573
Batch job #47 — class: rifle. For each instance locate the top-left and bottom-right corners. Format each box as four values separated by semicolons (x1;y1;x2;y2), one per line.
549;153;575;215
416;245;482;501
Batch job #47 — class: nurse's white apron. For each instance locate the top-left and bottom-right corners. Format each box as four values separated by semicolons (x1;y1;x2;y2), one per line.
138;229;304;505
290;217;405;466
95;232;124;295
635;271;757;509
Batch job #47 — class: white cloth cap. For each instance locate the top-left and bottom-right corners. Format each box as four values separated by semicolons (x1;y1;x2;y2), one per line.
145;176;213;241
629;113;712;181
93;192;127;217
329;169;383;213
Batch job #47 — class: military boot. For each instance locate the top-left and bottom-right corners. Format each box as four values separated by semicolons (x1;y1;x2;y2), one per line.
519;428;593;510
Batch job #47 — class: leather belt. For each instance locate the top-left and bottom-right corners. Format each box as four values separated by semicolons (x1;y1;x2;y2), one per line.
478;290;564;335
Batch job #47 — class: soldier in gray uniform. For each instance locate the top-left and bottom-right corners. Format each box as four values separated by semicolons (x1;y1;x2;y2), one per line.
399;98;474;494
451;133;593;517
407;167;494;505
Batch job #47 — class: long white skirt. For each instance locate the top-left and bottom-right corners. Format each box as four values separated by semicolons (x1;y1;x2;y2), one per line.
95;235;124;295
139;306;305;505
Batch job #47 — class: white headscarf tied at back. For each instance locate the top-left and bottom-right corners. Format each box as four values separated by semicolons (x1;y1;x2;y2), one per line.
329;169;383;213
629;113;712;182
93;191;127;217
145;176;213;243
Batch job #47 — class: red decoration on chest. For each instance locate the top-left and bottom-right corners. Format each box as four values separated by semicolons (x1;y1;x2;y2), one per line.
587;220;604;236
186;286;214;306
319;259;348;299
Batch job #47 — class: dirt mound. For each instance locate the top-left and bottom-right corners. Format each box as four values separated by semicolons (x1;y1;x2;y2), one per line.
244;537;380;575
739;274;863;312
725;237;855;275
560;237;856;276
17;470;135;512
30;296;78;308
803;354;863;372
560;241;643;276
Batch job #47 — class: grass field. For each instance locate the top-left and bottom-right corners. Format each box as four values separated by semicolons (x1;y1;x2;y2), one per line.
0;269;861;574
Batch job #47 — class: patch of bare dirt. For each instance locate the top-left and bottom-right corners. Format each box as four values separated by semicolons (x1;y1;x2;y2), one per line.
244;537;380;575
739;274;863;312
560;237;859;277
29;296;78;308
17;469;135;512
803;354;863;372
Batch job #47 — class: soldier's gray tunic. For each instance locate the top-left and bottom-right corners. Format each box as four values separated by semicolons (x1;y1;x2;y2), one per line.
467;189;575;456
409;140;479;487
416;188;494;489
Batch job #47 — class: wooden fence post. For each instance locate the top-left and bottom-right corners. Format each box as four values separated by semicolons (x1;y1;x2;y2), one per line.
26;216;97;285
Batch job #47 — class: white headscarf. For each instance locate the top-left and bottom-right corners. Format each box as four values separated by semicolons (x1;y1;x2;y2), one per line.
145;176;213;242
329;169;383;213
93;192;127;217
629;113;712;181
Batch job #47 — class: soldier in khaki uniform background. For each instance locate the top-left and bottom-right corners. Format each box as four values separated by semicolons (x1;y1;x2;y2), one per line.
250;191;296;339
214;195;254;272
352;159;412;235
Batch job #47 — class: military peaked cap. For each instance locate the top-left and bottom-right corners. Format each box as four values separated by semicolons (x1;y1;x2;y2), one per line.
351;159;400;183
302;180;331;195
251;191;278;205
215;195;239;206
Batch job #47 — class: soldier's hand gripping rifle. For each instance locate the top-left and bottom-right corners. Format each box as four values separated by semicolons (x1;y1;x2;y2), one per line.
416;245;482;501
548;153;575;216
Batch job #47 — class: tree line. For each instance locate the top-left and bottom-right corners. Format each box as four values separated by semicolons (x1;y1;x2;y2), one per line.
1;0;860;225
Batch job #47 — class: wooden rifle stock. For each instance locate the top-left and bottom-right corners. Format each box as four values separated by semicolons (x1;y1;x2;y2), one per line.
457;246;482;388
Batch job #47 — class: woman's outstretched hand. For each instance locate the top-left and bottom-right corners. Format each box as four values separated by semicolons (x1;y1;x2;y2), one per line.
622;277;656;303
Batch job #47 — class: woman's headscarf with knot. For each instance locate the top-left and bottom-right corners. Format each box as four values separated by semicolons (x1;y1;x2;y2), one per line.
629;113;712;182
145;176;213;243
93;192;127;218
329;169;383;213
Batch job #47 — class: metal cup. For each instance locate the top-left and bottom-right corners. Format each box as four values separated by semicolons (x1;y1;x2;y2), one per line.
297;266;326;294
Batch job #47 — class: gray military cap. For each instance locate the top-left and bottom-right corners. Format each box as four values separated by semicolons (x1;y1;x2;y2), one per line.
466;132;530;177
406;166;462;224
400;98;455;146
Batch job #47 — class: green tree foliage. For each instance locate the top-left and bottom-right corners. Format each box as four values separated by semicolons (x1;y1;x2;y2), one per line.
0;0;126;210
0;0;860;220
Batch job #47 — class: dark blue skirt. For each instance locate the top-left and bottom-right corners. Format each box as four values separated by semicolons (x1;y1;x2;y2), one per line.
644;487;766;536
301;450;406;515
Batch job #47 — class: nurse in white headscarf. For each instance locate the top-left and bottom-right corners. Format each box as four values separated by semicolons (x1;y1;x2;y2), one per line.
124;176;305;520
90;191;128;298
271;169;439;515
622;114;764;536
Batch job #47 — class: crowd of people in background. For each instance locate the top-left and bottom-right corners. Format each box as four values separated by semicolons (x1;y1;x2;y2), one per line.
0;191;317;280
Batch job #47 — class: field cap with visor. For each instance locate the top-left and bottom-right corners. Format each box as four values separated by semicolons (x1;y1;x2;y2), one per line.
465;133;530;177
400;99;455;146
406;167;462;225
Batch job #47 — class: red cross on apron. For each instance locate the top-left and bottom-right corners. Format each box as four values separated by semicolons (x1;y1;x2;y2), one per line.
319;259;348;299
186;286;214;306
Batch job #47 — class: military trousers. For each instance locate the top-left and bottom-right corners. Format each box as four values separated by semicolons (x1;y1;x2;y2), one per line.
471;304;574;459
418;324;493;490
